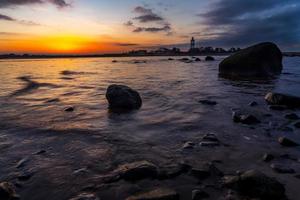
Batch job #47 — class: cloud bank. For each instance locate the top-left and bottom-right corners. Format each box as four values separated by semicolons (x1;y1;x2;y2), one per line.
0;0;70;8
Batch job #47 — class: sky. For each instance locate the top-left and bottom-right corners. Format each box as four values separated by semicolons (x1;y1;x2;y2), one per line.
0;0;299;54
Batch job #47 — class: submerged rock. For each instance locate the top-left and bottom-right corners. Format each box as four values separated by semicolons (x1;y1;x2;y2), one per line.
278;137;299;147
126;188;179;200
106;85;142;111
270;163;295;174
205;56;215;61
232;112;260;125
64;106;75;112
219;42;282;78
224;170;286;199
115;161;158;181
192;189;209;200
0;182;19;200
262;153;275;162
69;193;100;200
265;92;300;108
198;100;217;105
285;113;299;120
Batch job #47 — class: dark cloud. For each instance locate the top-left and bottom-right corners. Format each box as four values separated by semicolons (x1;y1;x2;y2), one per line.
133;6;164;23
125;5;172;34
0;13;15;21
133;24;171;33
0;0;70;8
0;13;40;26
114;43;139;47
197;0;300;49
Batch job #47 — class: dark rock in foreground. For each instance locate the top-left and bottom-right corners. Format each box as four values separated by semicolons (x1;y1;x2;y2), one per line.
0;182;19;200
126;188;179;200
106;85;142;111
278;137;299;147
265;92;300;108
219;42;283;78
205;56;215;61
224;170;286;200
115;161;158;181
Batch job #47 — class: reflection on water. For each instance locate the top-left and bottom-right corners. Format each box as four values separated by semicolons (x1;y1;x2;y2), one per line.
0;56;300;199
0;56;299;132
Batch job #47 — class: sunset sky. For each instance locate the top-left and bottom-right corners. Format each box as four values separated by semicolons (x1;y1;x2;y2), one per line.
0;0;299;54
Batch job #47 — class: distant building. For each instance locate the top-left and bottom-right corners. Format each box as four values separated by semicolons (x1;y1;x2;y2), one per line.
190;37;195;49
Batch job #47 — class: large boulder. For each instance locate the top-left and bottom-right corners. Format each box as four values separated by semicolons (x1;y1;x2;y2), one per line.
0;182;19;200
224;170;286;199
265;92;300;108
106;85;142;111
219;42;283;78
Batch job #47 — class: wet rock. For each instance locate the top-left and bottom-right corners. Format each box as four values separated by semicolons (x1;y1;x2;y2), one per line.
126;188;179;200
33;150;46;155
190;168;211;180
232;112;260;125
157;163;191;179
198;100;217;105
248;101;258;107
168;58;174;61
192;189;209;200
69;193;100;200
219;42;282;78
16;157;29;168
285;113;299;120
205;56;215;61
200;133;220;147
265;92;300;108
270;163;295;174
294;122;300;128
262;153;274;162
17;171;34;181
269;105;287;111
73;168;89;175
182;141;195;149
115;161;158;181
64;106;75;112
224;170;286;199
0;182;19;200
106;85;142;111
278;137;299;147
112;60;117;63
195;58;201;62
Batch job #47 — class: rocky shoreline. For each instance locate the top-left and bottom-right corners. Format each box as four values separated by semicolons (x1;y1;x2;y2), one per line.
0;42;300;200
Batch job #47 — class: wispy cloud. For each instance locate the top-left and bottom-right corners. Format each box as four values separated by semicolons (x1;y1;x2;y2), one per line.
0;13;40;26
0;0;70;8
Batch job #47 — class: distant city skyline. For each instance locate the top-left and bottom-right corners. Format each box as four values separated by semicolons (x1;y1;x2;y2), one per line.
0;0;299;54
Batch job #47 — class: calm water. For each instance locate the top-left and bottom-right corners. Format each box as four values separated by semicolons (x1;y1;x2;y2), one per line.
0;56;299;200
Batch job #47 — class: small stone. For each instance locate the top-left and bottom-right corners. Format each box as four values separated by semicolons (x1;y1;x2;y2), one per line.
198;100;217;105
64;106;74;112
0;182;19;200
248;101;258;106
205;56;215;61
232;112;260;125
168;58;174;61
69;193;100;200
126;188;179;200
16;157;29;168
202;133;219;142
270;163;295;174
17;171;34;181
262;153;274;162
192;189;209;200
294;122;300;128
34;150;46;155
285;113;299;120
190;168;211;180
194;58;201;62
112;60;117;63
182;141;195;149
278;137;299;147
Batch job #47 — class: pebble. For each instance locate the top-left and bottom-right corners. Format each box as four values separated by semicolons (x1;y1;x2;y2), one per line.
64;106;75;112
182;141;195;149
278;137;299;147
270;163;295;174
248;101;258;106
262;153;274;162
16;157;29;168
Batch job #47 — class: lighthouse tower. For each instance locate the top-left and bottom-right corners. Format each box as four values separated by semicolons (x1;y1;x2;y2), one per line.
190;37;195;49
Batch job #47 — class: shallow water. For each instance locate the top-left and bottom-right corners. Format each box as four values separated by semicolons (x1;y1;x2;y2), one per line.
0;56;299;200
